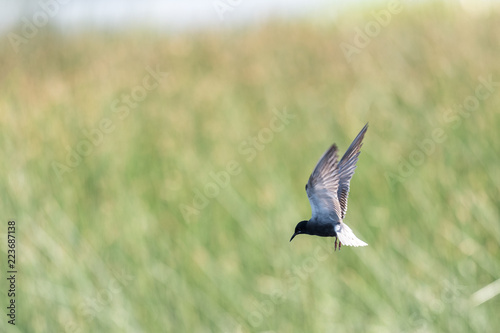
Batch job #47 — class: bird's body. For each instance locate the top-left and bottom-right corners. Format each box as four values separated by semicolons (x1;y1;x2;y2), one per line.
290;124;368;250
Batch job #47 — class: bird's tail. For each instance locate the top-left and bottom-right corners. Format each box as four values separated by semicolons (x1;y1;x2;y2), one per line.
335;222;368;247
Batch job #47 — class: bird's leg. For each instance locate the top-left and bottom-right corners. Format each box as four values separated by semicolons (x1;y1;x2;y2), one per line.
339;241;341;251
334;237;338;251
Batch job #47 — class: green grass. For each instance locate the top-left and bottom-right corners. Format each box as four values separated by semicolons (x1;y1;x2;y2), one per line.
1;2;499;332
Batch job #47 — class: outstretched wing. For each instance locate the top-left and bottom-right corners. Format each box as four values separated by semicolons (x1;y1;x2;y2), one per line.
305;144;342;221
337;124;368;219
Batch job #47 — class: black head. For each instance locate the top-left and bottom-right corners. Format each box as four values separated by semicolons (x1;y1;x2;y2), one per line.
290;220;309;242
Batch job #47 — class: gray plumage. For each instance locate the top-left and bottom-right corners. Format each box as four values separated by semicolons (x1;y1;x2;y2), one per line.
290;124;368;250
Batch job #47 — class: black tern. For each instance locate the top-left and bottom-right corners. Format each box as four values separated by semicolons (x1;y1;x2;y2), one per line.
290;124;368;250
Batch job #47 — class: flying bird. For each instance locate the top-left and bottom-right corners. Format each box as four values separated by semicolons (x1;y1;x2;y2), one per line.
290;124;368;250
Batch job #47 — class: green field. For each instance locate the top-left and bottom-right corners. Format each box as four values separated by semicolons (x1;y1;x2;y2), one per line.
1;2;499;332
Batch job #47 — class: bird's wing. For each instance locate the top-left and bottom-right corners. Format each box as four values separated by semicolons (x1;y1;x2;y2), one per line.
337;123;368;219
335;222;368;247
305;144;342;221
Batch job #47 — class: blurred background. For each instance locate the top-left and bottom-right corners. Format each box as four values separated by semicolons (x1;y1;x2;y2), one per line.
1;0;499;332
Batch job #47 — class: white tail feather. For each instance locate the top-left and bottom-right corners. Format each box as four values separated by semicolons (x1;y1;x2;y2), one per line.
335;222;368;247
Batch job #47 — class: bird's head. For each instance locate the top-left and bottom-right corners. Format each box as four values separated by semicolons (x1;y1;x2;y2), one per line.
290;220;309;242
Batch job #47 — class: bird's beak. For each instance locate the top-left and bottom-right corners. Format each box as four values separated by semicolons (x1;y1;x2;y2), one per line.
290;232;299;242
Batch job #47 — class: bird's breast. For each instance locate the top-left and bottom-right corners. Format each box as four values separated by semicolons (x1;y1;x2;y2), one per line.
307;220;337;237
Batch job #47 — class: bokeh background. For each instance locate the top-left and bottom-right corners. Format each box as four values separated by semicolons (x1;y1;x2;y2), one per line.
1;0;499;332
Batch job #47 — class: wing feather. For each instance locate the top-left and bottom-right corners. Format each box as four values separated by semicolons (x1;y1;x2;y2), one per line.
305;144;342;221
337;123;368;219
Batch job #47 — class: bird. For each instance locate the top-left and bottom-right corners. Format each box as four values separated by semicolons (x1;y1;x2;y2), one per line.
290;124;368;250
